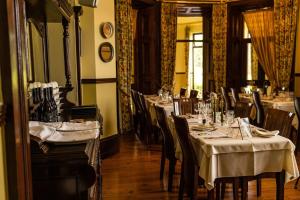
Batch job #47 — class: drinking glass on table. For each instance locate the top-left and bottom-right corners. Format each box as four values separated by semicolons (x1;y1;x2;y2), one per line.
225;110;235;134
194;102;200;119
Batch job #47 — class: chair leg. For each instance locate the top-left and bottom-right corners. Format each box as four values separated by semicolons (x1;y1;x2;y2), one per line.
207;188;215;200
221;183;226;199
232;178;239;200
160;146;165;180
168;159;176;192
178;166;184;200
256;178;261;197
190;167;198;200
216;183;221;200
294;177;300;189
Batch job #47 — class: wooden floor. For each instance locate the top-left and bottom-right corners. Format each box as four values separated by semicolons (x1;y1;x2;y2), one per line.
102;135;300;200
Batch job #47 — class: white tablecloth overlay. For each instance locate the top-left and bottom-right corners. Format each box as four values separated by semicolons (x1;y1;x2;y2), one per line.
144;95;174;125
168;118;299;190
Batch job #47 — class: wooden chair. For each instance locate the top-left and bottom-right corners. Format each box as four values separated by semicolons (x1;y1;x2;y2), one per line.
252;91;264;127
173;98;199;115
294;97;300;188
189;89;199;98
172;114;239;200
234;101;252;119
221;87;232;111
248;108;295;197
137;92;154;144
180;87;187;97
131;89;144;138
230;88;240;107
154;106;177;192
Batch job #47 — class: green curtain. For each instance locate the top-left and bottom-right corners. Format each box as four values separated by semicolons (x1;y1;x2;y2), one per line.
274;0;298;89
116;0;133;133
212;3;227;93
161;3;177;93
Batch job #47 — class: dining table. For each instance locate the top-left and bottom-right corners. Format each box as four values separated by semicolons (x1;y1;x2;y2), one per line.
168;116;299;200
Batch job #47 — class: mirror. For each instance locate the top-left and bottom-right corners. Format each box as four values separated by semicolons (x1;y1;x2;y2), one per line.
98;42;114;63
26;20;48;83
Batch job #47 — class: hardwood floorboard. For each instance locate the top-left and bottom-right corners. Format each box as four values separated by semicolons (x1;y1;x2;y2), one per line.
102;135;300;200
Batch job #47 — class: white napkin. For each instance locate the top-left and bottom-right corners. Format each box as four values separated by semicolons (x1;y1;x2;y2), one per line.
29;123;56;141
46;129;99;142
253;128;279;137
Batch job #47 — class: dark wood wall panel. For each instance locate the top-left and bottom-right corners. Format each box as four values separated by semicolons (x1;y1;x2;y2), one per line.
134;4;161;94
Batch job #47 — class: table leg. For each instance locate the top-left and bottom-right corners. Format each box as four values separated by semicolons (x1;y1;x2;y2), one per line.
276;171;285;200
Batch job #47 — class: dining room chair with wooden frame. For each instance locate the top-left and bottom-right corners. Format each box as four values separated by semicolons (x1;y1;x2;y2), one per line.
221;87;232;111
180;87;187;97
252;91;264;127
172;113;239;200
155;105;177;192
230;88;240;107
293;97;300;189
189;89;199;98
234;101;253;119
248;108;295;197
173;98;199;116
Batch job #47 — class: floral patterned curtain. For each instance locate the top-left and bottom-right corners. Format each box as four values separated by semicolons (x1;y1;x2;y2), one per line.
185;26;190;90
251;46;258;80
116;0;134;133
212;3;227;93
161;3;177;93
274;0;298;89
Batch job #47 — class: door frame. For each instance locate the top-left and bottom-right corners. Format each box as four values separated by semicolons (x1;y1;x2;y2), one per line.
0;0;32;199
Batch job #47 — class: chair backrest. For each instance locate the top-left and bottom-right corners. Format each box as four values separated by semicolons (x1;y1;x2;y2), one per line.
171;114;199;192
294;97;300;152
221;87;232;111
173;98;198;115
180;88;187;97
252;91;264;127
263;108;295;139
131;89;141;114
234;101;252;119
230;88;240;106
189;89;199;98
155;106;175;159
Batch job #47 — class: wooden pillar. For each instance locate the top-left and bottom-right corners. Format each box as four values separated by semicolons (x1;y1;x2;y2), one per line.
74;6;83;105
62;17;73;89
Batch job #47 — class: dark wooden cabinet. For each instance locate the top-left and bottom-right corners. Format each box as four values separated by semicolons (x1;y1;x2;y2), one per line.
31;106;102;200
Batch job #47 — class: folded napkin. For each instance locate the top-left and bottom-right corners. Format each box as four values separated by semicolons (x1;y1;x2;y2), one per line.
29;124;56;141
253;128;279;137
191;124;216;132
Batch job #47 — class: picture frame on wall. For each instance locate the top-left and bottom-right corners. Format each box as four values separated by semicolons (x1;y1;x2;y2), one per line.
100;22;114;39
98;42;114;63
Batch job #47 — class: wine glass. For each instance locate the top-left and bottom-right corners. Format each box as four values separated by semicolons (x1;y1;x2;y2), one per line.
194;102;200;119
225;110;235;135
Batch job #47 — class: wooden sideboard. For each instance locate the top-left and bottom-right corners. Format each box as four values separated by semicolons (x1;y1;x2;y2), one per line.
30;105;102;200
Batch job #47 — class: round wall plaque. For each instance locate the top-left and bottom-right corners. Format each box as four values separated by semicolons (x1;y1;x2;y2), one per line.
98;42;114;63
100;22;114;39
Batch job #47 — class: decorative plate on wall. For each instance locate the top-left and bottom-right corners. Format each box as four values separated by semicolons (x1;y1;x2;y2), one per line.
98;42;114;63
100;22;114;39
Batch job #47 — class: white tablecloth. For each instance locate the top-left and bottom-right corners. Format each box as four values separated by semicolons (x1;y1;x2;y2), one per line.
168;118;299;190
144;95;174;125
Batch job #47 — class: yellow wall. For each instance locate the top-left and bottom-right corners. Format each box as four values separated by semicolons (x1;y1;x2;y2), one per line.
295;2;300;96
81;0;118;138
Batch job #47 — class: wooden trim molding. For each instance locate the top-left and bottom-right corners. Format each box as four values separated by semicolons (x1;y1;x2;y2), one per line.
82;78;117;84
295;73;300;77
100;134;120;159
176;72;186;75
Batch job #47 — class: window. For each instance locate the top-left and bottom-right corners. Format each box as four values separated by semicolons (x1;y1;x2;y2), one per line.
175;16;204;98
